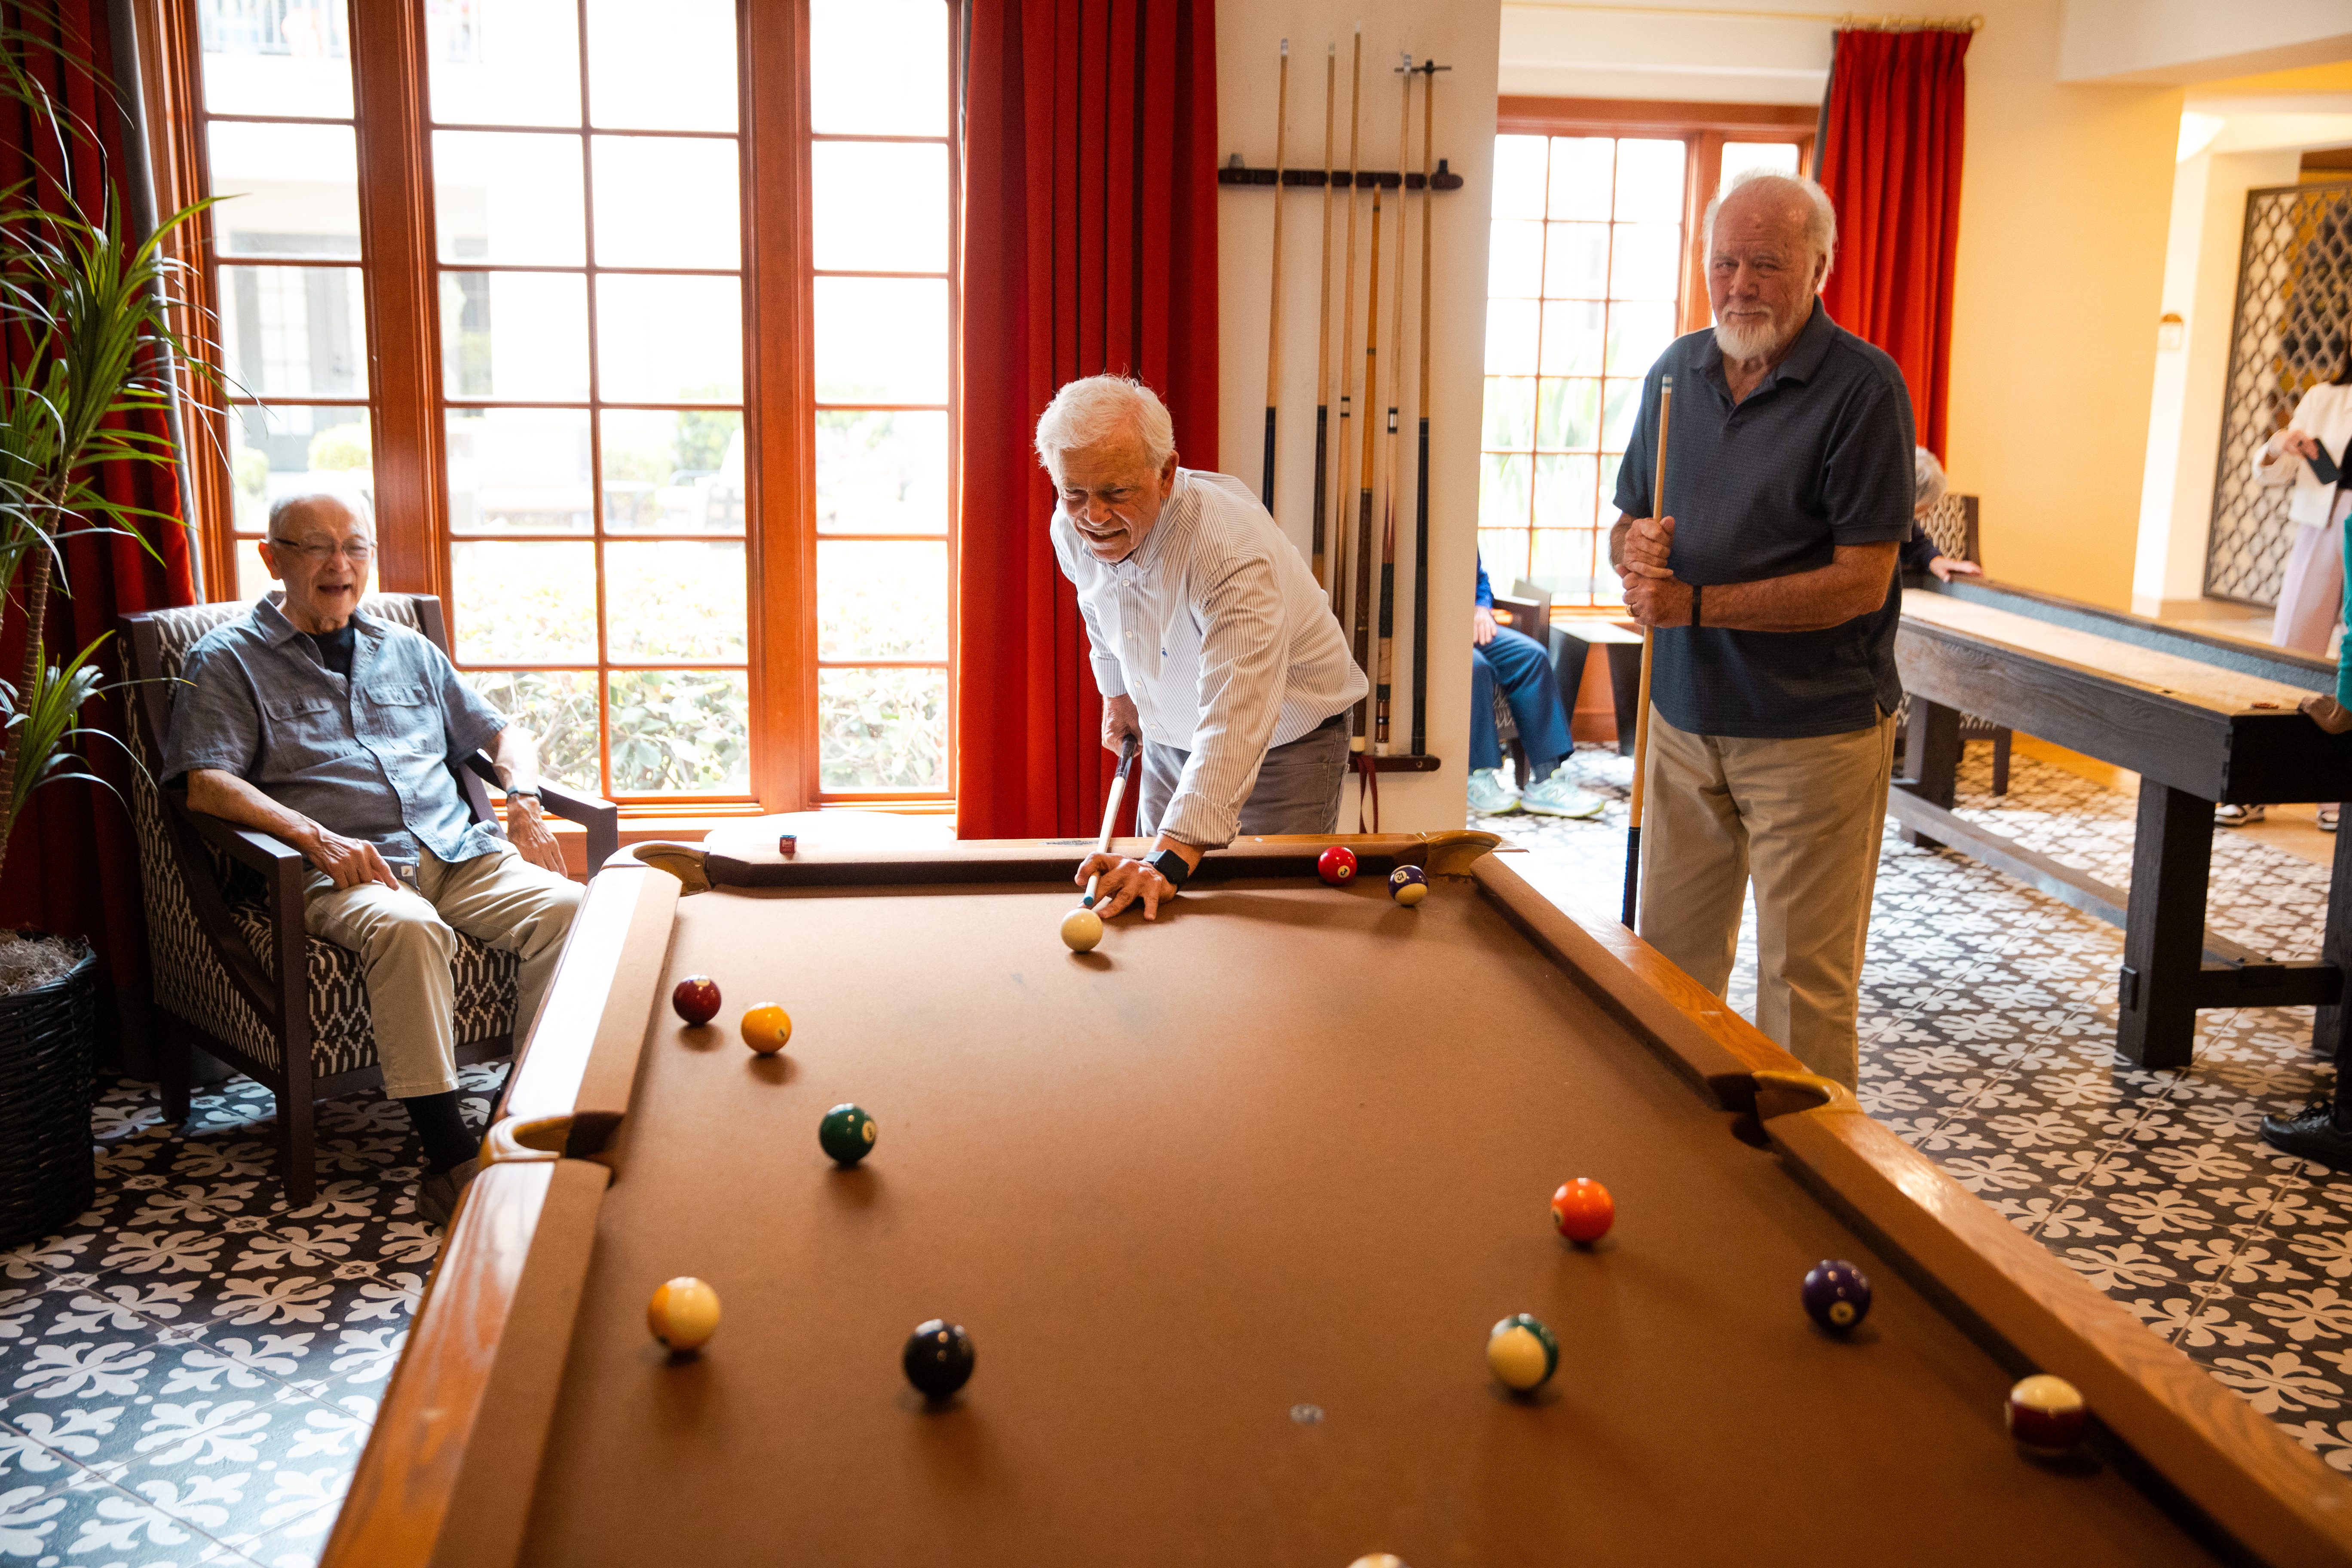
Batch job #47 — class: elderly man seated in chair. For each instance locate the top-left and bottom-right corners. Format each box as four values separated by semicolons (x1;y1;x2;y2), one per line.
162;491;579;1226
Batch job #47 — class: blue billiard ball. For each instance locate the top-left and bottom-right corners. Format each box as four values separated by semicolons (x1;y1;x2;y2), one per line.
1387;865;1430;906
1802;1259;1871;1333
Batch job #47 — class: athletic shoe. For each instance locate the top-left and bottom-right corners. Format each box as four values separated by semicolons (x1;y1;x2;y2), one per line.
1521;771;1607;820
416;1156;482;1229
2261;1099;2352;1170
2215;803;2266;827
2323;805;2340;833
1467;768;1521;816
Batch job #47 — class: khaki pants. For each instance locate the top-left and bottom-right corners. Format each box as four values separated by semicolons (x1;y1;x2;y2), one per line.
303;846;581;1099
1636;706;1896;1089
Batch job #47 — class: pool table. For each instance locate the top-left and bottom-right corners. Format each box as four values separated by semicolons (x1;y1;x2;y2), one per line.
319;833;2352;1567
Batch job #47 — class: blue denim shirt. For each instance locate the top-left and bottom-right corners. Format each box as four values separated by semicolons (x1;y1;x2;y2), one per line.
162;597;510;867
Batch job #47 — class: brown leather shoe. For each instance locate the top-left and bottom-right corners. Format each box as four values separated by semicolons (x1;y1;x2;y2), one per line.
416;1156;482;1228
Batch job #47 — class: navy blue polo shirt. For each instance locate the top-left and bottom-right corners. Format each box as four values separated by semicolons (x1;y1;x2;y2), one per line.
1612;300;1915;738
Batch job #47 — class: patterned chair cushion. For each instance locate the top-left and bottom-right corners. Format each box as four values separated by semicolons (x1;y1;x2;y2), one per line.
125;595;518;1079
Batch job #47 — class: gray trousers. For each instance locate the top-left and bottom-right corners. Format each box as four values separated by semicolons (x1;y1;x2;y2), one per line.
1136;714;1351;838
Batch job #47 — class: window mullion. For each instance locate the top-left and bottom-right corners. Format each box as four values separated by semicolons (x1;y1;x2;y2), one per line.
348;0;449;597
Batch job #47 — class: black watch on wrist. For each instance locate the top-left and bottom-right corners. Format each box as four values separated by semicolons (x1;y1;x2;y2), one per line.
1690;582;1703;630
1144;848;1192;892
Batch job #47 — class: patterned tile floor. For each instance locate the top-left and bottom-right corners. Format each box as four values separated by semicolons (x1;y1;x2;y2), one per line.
0;1067;498;1565
0;745;2343;1565
1486;741;2352;1472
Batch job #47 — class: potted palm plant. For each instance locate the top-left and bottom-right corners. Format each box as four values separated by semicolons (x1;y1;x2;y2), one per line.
0;20;213;1246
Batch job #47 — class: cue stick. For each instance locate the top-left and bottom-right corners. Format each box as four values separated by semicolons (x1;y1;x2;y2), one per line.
1622;372;1673;930
1310;42;1337;596
1260;38;1289;513
1374;55;1412;752
1350;104;1387;755
1410;59;1444;760
1081;734;1142;909
1331;27;1363;623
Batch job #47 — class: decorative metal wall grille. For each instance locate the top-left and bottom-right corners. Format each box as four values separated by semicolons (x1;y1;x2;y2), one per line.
2207;180;2352;605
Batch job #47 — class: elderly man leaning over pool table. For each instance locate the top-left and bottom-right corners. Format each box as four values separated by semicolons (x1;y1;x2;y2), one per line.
162;490;579;1228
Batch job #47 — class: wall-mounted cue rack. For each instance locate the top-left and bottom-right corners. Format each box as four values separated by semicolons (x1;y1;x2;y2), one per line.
1218;159;1468;192
1222;45;1455;792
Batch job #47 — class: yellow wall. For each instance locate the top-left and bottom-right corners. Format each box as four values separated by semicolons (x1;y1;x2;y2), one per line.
1945;1;2183;609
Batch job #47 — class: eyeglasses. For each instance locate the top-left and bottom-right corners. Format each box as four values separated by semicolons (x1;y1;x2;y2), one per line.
267;538;376;565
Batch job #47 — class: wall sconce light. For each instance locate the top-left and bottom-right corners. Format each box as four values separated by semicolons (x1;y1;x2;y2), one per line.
2158;312;2185;352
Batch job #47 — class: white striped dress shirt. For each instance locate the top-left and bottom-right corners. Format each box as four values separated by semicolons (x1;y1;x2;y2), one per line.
1051;469;1367;846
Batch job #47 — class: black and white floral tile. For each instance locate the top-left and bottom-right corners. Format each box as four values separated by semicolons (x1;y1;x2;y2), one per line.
1482;741;2352;1468
0;1066;499;1567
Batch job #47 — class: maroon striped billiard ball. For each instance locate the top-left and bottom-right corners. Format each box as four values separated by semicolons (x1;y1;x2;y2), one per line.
2007;1375;2088;1456
1317;845;1359;887
671;975;721;1026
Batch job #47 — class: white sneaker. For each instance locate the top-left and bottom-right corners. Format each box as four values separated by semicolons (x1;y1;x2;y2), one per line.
1467;768;1521;815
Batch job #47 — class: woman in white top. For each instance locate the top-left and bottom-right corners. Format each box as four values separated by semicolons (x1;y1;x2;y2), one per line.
2251;368;2352;658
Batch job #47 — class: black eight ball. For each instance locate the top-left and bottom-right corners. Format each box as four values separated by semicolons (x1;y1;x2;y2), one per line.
903;1319;974;1399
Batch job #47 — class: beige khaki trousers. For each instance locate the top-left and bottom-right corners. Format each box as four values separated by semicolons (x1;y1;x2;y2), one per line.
303;846;581;1099
1636;705;1897;1089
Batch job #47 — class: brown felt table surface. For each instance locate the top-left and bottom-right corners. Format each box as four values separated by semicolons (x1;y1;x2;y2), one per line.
491;868;2216;1567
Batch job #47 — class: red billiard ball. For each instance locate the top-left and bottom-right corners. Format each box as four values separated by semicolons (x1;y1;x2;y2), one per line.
671;975;721;1026
2007;1375;2088;1456
1551;1178;1615;1243
1317;845;1359;887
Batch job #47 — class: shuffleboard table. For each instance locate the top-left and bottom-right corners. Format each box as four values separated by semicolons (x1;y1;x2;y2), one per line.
1896;577;2352;1069
321;833;2352;1566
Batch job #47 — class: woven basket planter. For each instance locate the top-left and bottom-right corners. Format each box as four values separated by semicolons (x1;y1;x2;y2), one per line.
0;935;98;1249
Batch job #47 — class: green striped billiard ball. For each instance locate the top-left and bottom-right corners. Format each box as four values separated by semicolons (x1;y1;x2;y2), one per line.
819;1103;876;1165
1486;1312;1559;1393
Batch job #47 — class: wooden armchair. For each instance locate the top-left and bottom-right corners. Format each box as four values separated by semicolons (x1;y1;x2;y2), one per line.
117;594;619;1204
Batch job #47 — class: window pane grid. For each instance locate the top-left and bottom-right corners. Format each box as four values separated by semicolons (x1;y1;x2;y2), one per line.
431;0;750;801
1479;134;1684;607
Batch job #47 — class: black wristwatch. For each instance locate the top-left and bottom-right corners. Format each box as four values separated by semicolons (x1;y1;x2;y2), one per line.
1690;582;1703;629
1144;847;1192;892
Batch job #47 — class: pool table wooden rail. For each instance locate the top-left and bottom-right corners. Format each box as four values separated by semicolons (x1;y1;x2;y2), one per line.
320;836;2352;1568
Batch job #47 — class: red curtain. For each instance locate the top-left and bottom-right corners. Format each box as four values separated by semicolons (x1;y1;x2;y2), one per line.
1816;27;1969;458
1;2;199;1068
956;0;1218;840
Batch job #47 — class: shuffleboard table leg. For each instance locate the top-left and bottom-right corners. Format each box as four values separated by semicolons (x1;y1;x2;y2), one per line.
2317;806;2352;1069
1893;698;1962;850
2116;784;2210;1072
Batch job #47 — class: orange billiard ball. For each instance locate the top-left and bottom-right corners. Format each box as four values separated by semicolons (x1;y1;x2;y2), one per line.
740;1003;793;1055
1551;1178;1615;1244
648;1276;721;1352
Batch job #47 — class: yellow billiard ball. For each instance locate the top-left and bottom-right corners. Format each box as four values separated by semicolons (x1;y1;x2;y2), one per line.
648;1276;721;1352
740;1003;793;1054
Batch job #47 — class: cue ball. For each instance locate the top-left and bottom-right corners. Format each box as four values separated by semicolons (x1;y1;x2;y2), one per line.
1061;906;1104;953
904;1319;975;1400
2007;1375;2089;1456
1550;1178;1615;1244
1318;845;1359;887
1348;1558;1410;1568
739;1003;793;1055
820;1102;877;1165
1486;1312;1559;1393
647;1276;721;1353
1801;1259;1872;1333
671;975;721;1026
1387;865;1429;906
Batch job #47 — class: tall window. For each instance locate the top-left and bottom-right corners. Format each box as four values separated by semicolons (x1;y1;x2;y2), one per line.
426;0;748;800
809;1;954;797
1480;102;1810;607
198;0;374;599
177;0;958;809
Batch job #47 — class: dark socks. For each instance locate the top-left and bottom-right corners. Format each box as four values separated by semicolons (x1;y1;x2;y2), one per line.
402;1091;476;1172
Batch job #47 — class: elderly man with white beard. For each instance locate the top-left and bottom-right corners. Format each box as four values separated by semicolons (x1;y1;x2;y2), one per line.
1608;169;1916;1091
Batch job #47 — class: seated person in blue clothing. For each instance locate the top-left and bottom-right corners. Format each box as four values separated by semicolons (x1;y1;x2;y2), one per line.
1901;447;1982;584
1468;554;1603;819
162;491;580;1228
